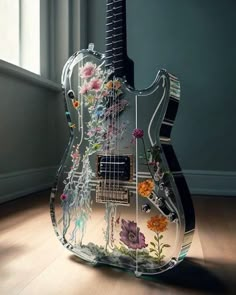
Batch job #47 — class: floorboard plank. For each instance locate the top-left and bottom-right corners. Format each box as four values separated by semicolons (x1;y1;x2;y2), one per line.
0;192;235;295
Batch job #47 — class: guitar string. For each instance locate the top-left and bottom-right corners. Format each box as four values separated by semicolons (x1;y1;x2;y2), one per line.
104;0;111;224
111;0;115;237
105;0;113;248
114;0;120;248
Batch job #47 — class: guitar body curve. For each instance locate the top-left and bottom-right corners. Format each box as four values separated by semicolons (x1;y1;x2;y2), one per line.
50;48;195;276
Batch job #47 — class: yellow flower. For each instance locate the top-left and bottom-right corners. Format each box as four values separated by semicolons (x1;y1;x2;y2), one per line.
147;215;168;233
138;179;155;197
92;143;101;150
86;94;95;105
114;80;121;90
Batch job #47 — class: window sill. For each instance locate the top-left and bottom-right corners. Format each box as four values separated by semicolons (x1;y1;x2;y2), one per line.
0;59;61;92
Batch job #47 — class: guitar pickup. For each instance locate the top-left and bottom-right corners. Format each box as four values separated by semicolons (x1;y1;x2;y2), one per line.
96;183;130;206
96;155;132;181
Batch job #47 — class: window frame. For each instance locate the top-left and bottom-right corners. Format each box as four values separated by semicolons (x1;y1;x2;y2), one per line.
0;0;87;86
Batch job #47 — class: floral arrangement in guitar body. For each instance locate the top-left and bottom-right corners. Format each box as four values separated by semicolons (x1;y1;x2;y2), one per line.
60;61;129;245
72;61;129;154
132;128;172;264
117;216;170;265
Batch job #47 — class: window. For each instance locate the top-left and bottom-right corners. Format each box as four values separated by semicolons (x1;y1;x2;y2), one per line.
0;0;40;74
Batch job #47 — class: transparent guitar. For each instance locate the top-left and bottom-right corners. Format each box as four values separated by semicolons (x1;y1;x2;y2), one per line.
50;43;195;276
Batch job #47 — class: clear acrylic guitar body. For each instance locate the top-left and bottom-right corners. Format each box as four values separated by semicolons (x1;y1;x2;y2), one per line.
50;47;195;276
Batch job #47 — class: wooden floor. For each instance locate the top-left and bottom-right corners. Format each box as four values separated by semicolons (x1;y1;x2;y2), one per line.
0;191;236;295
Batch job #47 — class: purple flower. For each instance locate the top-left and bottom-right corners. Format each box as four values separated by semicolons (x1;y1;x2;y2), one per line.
120;219;148;250
132;128;144;139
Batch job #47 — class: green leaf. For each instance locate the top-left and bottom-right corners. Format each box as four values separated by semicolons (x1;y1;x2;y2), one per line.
149;248;155;253
150;242;156;248
159;235;163;240
154;235;159;242
162;244;171;248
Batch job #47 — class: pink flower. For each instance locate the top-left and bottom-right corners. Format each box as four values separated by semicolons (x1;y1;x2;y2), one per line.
102;90;109;97
79;83;91;94
132;128;144;139
71;152;79;159
60;194;68;201
87;130;94;137
79;62;96;78
89;77;103;92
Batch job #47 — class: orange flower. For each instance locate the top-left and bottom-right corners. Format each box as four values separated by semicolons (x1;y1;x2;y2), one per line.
73;100;80;109
147;215;168;233
106;81;113;89
105;80;122;90
138;179;154;197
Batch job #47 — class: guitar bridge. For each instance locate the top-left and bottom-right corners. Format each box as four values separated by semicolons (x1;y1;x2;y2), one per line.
96;183;130;206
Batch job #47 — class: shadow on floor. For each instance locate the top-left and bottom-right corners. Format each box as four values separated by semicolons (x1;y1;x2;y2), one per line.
69;255;230;294
144;257;229;294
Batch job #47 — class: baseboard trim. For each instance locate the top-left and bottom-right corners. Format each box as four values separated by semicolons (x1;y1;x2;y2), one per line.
0;166;58;204
0;168;235;204
183;170;236;196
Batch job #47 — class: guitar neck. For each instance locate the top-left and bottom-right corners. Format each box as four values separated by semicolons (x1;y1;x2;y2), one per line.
105;0;128;78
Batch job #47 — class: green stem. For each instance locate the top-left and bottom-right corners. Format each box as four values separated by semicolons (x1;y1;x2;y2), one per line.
157;232;161;263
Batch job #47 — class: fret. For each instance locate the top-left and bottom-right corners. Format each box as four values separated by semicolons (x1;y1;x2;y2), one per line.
114;5;123;10
105;55;124;61
114;46;123;50
113;52;123;57
113;26;123;30
115;66;124;70
114;12;123;17
105;58;125;64
112;33;123;37
106;63;112;67
105;0;126;77
113;19;123;24
112;39;123;44
105;47;123;53
106;51;124;59
113;60;124;64
163;120;174;126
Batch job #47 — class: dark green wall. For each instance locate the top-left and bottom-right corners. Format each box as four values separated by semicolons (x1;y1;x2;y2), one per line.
87;0;236;172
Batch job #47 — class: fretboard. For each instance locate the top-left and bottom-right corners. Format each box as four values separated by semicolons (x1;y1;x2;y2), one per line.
105;0;127;78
